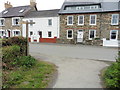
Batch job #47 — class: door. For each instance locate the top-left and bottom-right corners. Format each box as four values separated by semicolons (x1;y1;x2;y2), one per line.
38;31;42;38
77;30;84;43
8;31;11;37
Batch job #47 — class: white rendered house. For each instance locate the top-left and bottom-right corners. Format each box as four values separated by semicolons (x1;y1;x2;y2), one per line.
22;9;60;43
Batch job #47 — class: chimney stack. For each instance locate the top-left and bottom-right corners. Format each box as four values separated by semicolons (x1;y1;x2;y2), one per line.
30;0;36;7
4;1;12;9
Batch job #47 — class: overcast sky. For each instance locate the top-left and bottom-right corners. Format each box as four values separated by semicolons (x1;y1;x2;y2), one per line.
0;0;119;12
0;0;65;12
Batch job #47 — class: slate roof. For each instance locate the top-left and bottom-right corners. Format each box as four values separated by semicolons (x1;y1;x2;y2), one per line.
24;9;60;18
0;5;33;18
59;1;120;14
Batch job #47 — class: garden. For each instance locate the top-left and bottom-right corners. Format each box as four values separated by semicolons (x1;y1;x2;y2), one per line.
2;37;56;88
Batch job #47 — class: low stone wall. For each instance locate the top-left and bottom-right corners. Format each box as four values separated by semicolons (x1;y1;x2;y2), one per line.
57;38;103;46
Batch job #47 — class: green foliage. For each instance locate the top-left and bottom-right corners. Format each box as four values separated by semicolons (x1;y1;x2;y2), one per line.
3;61;56;88
2;37;27;55
2;45;21;69
103;62;120;88
15;56;36;68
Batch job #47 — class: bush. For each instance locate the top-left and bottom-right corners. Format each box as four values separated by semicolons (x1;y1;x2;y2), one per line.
2;37;27;56
15;56;36;68
2;45;21;69
103;62;120;88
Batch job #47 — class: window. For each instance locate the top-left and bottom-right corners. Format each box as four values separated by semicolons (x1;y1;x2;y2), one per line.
89;30;96;40
0;30;5;37
30;31;33;36
12;17;20;26
0;18;5;26
30;20;34;26
90;5;99;9
90;15;97;25
67;16;73;25
19;9;25;13
111;14;119;25
3;10;8;14
48;31;52;37
13;30;20;36
48;19;52;26
110;30;118;40
78;15;84;25
67;30;73;39
76;6;84;10
65;7;72;10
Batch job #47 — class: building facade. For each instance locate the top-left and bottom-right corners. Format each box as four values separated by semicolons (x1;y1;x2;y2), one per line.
22;9;60;43
0;0;37;38
58;1;120;47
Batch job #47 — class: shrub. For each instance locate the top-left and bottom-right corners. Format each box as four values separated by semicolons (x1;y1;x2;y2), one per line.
15;56;36;68
103;62;120;88
2;37;27;56
2;45;21;69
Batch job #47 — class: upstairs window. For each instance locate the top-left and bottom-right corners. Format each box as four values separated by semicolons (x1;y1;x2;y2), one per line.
0;18;5;26
48;19;52;26
12;17;20;26
67;16;73;25
90;15;97;25
90;5;99;9
65;7;72;10
30;20;34;26
111;14;119;25
78;15;84;25
76;6;84;10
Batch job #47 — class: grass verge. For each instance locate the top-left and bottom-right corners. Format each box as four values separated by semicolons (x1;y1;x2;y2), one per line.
3;60;56;88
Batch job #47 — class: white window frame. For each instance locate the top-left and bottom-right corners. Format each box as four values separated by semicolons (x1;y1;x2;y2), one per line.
76;6;84;10
90;5;99;9
12;30;21;36
110;30;118;40
89;30;96;40
111;14;119;25
0;30;5;37
0;18;5;26
78;15;84;25
12;17;20;26
48;19;52;26
67;30;73;39
67;16;73;25
90;15;97;25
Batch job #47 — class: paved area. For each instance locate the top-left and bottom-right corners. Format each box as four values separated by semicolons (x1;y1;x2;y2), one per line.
29;43;118;88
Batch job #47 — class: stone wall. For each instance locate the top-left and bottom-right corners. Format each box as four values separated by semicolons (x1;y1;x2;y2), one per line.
58;11;120;45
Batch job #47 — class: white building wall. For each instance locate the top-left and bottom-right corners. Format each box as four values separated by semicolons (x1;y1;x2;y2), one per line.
22;16;60;39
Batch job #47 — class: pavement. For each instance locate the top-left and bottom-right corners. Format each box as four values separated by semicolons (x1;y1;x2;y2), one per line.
29;43;118;88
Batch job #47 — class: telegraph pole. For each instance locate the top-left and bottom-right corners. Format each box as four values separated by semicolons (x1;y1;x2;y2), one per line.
21;20;35;56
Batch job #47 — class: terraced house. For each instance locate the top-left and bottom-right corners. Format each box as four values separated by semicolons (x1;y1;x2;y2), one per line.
0;0;37;38
58;1;120;47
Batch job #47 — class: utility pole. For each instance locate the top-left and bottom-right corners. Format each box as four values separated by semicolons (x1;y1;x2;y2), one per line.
21;20;35;56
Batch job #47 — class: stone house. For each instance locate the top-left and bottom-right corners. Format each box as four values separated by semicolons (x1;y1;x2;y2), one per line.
58;1;120;47
22;9;60;43
0;0;37;38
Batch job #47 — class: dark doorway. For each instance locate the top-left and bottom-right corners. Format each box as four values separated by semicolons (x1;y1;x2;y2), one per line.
38;31;42;38
8;31;10;37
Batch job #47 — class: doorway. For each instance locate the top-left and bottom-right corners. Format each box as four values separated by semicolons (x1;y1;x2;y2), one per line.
77;30;84;43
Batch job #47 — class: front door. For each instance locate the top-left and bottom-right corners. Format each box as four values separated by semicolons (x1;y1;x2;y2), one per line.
38;31;42;38
77;30;84;43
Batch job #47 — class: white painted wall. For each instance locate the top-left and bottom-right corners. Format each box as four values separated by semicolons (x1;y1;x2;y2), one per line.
103;38;120;47
22;16;60;40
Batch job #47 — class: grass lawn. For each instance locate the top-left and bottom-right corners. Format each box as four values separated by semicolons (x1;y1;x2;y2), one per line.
3;60;56;88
